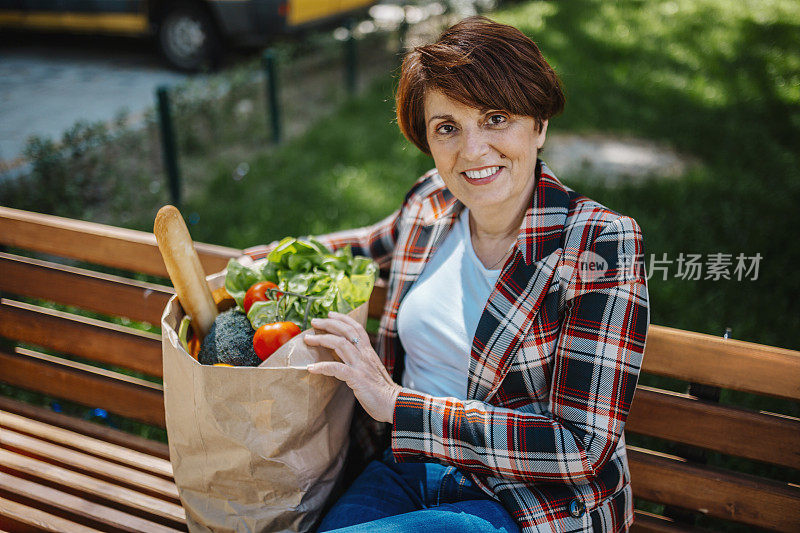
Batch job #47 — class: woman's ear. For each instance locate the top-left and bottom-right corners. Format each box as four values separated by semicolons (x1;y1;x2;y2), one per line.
537;120;549;149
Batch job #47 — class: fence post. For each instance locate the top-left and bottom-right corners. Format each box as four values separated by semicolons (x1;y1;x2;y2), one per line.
156;85;181;207
344;18;358;95
262;49;282;144
398;8;409;56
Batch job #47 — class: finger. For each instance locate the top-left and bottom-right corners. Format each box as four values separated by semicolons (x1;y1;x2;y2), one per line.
307;361;351;383
304;333;358;364
319;314;382;372
321;313;369;346
310;317;360;344
328;311;364;331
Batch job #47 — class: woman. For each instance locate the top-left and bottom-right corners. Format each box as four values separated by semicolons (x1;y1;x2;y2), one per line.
247;16;648;533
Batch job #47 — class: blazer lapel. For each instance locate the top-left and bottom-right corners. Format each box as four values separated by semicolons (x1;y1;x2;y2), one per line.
467;163;571;401
393;184;463;305
385;182;461;382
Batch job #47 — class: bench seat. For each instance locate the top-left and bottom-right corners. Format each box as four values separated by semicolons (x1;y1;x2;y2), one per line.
0;397;181;532
1;206;798;532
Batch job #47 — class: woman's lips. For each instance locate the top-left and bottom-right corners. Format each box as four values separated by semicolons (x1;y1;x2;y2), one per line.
462;166;503;185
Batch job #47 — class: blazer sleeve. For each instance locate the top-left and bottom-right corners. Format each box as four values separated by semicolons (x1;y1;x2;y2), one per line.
390;215;649;485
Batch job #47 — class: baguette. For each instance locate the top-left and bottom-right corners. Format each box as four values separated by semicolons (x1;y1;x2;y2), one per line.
154;205;218;341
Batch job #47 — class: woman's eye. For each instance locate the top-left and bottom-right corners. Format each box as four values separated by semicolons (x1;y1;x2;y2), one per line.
436;124;455;134
488;114;507;125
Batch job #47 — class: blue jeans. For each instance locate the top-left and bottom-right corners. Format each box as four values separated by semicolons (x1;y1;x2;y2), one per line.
318;448;520;532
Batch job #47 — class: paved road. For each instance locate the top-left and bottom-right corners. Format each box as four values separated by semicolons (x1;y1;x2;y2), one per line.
0;31;202;176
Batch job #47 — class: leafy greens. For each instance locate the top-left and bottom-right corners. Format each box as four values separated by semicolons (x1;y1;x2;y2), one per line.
225;237;377;331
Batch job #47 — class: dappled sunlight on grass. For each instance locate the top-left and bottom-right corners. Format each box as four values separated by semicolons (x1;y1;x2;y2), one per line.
498;0;557;34
185;79;431;249
496;0;800;158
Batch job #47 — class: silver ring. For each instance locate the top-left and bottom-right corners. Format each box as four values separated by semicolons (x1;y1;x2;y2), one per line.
350;337;360;346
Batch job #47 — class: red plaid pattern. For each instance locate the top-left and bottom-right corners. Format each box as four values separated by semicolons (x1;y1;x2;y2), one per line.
245;160;649;532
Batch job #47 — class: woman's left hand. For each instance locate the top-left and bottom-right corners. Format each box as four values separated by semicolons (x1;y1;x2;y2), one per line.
304;311;401;423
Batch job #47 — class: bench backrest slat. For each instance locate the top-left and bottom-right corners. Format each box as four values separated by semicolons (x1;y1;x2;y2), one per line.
0;298;163;378
627;386;800;469
642;325;800;401
631;511;701;533
0;348;165;427
0;492;108;533
0;206;238;278
628;446;800;532
0;252;173;325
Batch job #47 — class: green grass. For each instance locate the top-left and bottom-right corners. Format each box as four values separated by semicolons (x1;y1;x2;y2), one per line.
182;80;430;248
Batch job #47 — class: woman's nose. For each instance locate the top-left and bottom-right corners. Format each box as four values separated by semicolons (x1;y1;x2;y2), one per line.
459;127;491;161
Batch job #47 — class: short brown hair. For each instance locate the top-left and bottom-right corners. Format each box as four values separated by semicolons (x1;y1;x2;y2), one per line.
396;16;565;155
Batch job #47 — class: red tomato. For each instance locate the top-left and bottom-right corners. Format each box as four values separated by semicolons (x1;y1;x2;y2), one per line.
243;281;281;313
253;322;302;361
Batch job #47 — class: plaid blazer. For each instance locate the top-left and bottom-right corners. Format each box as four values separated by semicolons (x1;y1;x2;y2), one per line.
245;160;649;532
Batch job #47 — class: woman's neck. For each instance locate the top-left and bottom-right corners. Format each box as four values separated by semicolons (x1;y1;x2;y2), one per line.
468;206;524;244
468;174;538;244
467;191;531;270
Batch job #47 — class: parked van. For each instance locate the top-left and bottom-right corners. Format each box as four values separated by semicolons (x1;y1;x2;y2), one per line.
0;0;376;71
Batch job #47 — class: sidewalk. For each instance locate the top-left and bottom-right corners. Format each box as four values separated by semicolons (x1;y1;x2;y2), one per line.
0;34;187;179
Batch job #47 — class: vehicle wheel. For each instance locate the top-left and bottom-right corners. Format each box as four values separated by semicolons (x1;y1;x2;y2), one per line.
157;1;222;72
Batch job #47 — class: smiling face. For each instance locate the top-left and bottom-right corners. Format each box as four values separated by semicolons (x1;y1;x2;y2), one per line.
424;89;548;220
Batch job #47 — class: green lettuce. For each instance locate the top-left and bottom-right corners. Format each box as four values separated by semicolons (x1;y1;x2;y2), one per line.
225;260;263;309
224;237;377;331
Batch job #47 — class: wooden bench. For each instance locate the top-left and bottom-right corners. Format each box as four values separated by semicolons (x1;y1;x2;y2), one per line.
0;205;798;532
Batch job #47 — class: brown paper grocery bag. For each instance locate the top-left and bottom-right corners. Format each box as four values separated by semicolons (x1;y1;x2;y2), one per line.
162;270;364;532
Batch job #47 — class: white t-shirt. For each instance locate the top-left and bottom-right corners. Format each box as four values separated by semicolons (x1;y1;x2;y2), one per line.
397;208;503;399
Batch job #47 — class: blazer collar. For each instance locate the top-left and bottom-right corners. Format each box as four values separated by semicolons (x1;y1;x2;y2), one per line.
469;161;571;401
518;160;571;264
420;159;571;264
